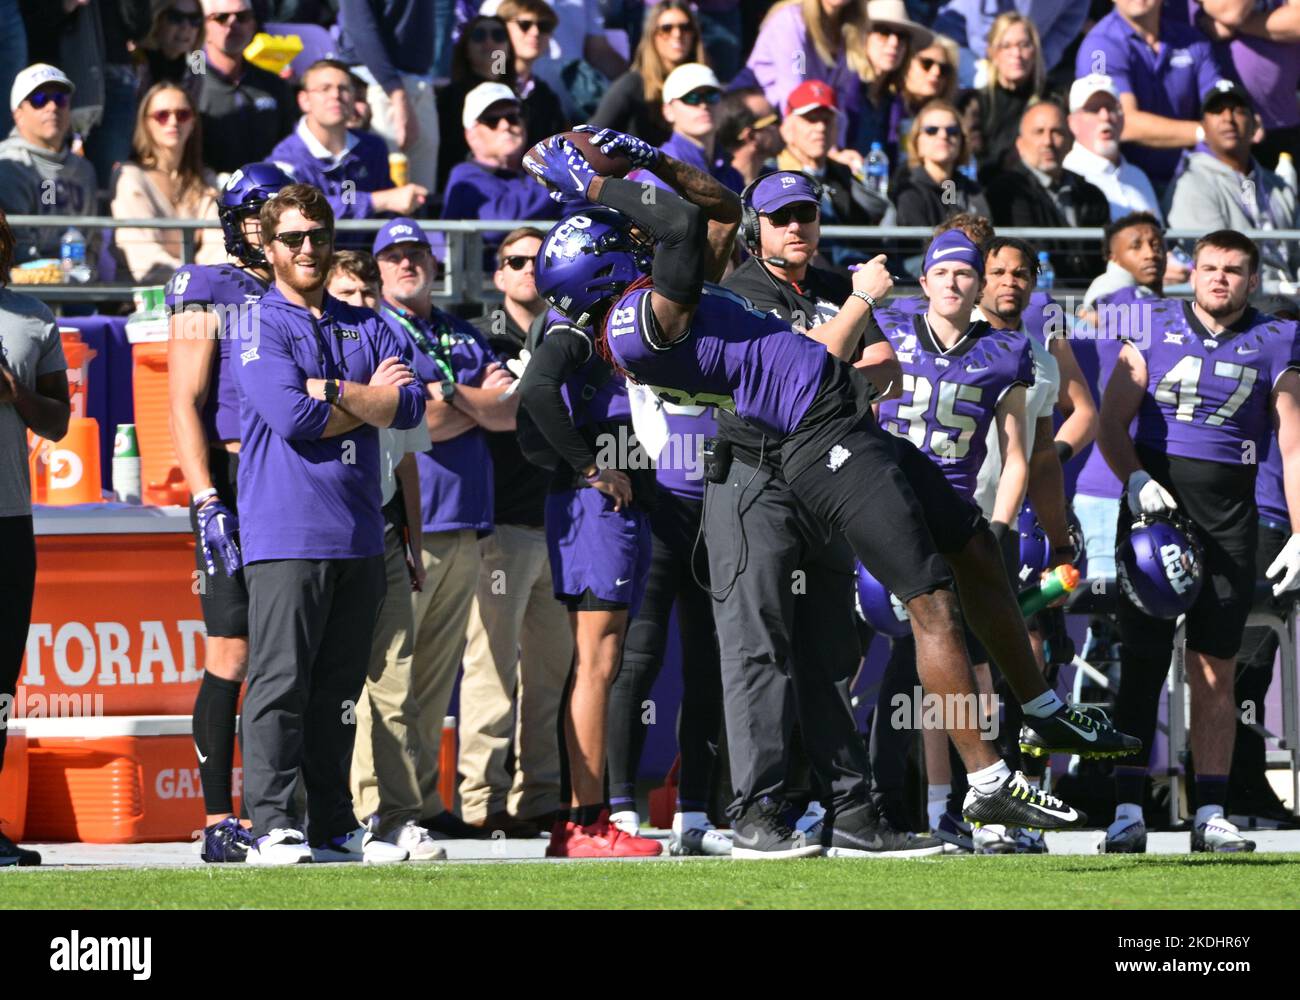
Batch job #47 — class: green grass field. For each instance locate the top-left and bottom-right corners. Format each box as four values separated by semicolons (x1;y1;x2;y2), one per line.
4;854;1300;909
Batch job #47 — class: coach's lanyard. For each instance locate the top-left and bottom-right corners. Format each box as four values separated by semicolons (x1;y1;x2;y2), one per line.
384;305;455;383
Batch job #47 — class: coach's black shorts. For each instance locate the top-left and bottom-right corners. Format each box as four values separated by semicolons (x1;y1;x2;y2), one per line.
189;447;249;638
788;415;987;604
1118;445;1257;660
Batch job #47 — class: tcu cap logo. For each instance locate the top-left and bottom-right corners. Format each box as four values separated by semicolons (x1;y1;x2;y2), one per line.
781;176;796;188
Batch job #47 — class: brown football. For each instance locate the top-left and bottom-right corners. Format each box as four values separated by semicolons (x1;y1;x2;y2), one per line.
558;129;633;178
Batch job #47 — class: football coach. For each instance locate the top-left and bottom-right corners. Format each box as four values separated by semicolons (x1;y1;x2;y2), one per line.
235;183;427;865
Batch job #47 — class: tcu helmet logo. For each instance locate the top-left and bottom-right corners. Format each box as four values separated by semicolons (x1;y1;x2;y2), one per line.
544;214;593;260
1160;542;1198;595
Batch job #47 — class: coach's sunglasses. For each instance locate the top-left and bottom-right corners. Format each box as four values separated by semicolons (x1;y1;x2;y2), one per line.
273;228;334;250
501;255;533;270
763;204;819;227
27;90;70;110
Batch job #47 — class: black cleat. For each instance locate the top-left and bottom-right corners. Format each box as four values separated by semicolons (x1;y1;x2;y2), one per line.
731;797;823;860
201;816;255;863
1191;816;1256;853
963;771;1088;831
823;803;944;858
1020;704;1142;760
0;830;41;866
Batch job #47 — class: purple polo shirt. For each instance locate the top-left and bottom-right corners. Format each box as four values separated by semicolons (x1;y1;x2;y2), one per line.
630;131;745;194
233;288;426;563
269;120;395;240
1076;10;1230;188
379;302;496;535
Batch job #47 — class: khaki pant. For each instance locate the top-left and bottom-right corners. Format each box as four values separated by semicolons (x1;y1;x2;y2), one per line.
350;527;423;832
410;528;481;817
458;524;574;823
364;72;439;193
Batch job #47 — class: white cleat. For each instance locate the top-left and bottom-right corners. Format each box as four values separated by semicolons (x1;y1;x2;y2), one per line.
1192;814;1256;854
670;812;732;856
973;823;1018;855
245;828;312;866
311;825;410;864
609;810;641;836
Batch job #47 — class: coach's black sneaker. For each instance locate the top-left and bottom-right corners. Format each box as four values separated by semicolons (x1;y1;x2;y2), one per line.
201;817;255;863
731;796;823;860
1191;815;1256;854
0;830;40;866
1020;704;1142;760
824;803;944;859
934;810;973;853
963;771;1087;831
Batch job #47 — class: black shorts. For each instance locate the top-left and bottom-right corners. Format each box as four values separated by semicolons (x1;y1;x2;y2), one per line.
562;588;628;613
190;447;249;639
788;415;987;603
1118;446;1257;660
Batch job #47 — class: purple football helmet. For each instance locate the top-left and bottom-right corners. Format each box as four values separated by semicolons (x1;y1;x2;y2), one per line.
535;207;652;328
218;162;293;267
855;562;911;638
1116;513;1204;619
1015;503;1086;588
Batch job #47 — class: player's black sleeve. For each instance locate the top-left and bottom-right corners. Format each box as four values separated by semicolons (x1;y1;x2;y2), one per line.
594;177;705;305
518;327;600;474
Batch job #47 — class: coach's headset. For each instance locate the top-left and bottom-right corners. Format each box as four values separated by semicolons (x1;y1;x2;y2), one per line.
739;169;825;267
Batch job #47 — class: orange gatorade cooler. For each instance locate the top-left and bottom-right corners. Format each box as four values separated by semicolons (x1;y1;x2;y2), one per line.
131;341;188;505
23;716;242;844
0;728;30;842
43;416;104;505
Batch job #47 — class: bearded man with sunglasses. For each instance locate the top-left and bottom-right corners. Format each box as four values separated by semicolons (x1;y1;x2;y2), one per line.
441;82;560;266
0;64;98;262
234;184;426;864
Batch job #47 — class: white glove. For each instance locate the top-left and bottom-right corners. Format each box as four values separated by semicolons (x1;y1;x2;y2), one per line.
504;349;530;380
1126;470;1178;518
1266;533;1300;596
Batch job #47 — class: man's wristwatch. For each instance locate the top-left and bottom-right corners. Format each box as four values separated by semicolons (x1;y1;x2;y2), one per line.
851;290;878;309
440;379;457;403
323;379;341;405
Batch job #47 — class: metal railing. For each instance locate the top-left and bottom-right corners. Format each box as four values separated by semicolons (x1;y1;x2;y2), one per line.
11;215;1300;308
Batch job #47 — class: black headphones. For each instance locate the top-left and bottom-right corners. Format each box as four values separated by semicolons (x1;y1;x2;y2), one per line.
739;169;825;257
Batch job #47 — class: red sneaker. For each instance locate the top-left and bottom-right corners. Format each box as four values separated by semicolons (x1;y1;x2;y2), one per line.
545;818;576;858
547;810;664;858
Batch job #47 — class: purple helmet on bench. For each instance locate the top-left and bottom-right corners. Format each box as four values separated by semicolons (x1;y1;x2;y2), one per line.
1015;502;1086;589
1116;513;1204;619
218;162;293;267
855;562;911;638
535;207;651;328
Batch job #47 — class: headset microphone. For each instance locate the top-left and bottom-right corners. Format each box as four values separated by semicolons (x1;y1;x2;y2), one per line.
759;254;788;267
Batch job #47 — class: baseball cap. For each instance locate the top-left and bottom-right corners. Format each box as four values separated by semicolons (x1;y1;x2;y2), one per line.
1069;73;1120;114
662;63;722;105
922;229;983;276
750;171;820;215
10;63;74;113
462;81;520;129
373;217;431;256
785;80;838;118
1201;79;1253;116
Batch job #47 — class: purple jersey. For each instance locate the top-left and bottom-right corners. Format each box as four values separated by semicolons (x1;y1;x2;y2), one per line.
164;262;268;443
1132;300;1300;464
656;404;717;500
874;309;1034;499
1074;286;1155;500
605;282;831;440
895;292;1057;344
1256;435;1288;525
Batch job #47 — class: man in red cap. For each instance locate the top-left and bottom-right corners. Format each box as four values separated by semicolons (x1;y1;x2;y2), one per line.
775;80;885;267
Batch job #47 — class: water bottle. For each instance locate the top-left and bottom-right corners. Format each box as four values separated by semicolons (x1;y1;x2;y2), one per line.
1018;564;1080;618
866;142;890;198
1036;251;1055;291
59;227;87;282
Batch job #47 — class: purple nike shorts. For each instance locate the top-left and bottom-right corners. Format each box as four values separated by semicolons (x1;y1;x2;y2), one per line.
545;487;651;616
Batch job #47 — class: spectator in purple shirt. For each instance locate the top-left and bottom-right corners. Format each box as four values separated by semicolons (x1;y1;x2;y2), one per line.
1195;0;1300;170
441;82;560;259
631;63;744;194
1074;0;1231;195
270;59;429;247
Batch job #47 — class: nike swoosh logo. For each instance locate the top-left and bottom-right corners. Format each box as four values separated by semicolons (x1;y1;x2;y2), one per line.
195;741;208;764
615;577;631;587
1058;717;1098;742
732;833;761;847
1237;347;1259;355
932;247;968;258
966;365;989;373
1029;802;1078;822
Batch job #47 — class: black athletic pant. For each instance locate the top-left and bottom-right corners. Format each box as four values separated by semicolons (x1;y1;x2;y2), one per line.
607;491;722;810
242;555;385;841
0;516;36;771
705;457;868;820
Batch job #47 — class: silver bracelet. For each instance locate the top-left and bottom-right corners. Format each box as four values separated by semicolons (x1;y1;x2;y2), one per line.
851;290;877;309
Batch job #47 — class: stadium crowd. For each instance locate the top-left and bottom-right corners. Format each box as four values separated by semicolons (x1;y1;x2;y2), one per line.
2;0;1300;866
